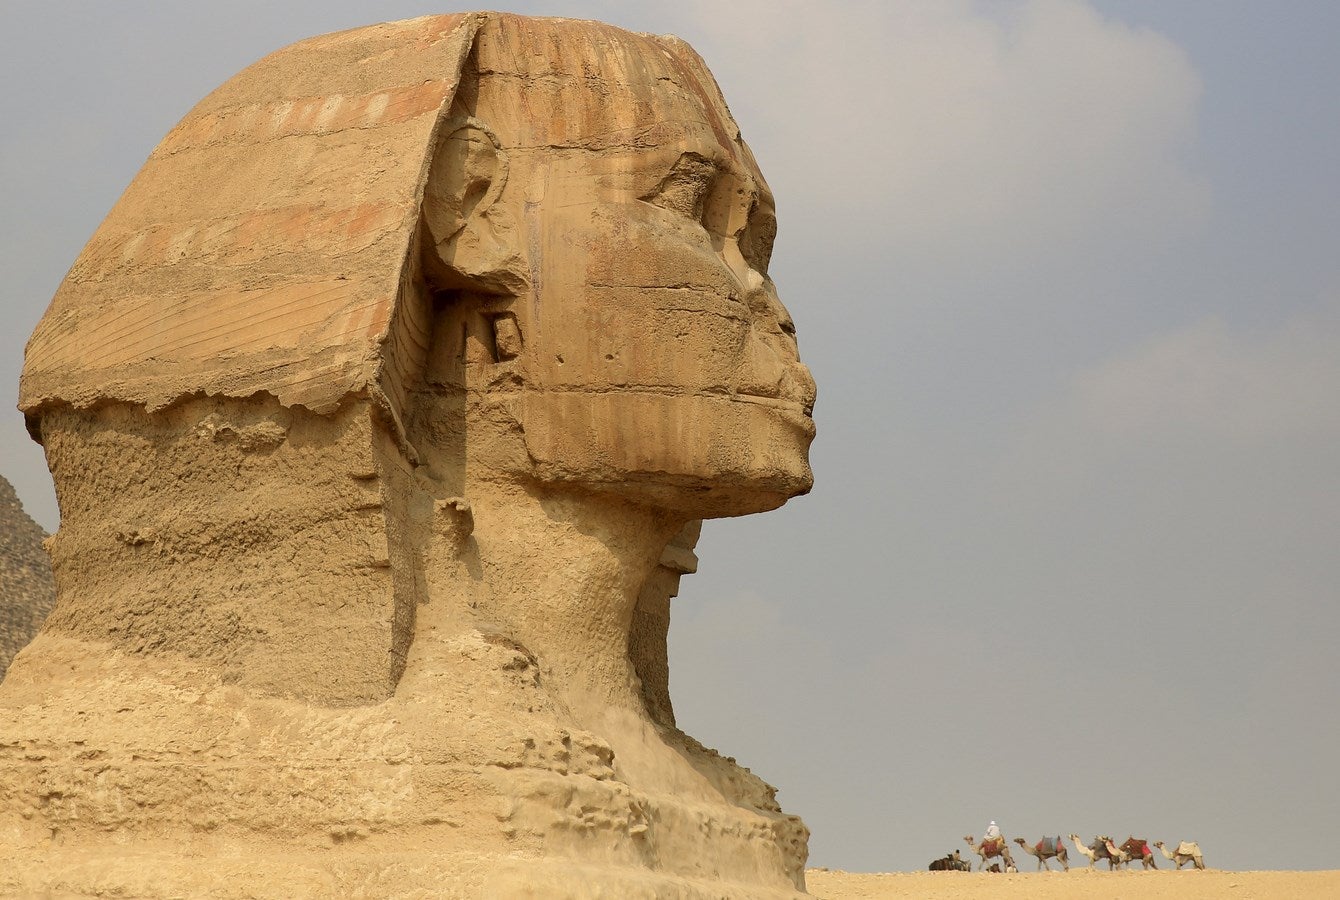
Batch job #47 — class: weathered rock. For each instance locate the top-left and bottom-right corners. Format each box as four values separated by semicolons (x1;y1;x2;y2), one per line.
2;12;815;897
0;476;54;678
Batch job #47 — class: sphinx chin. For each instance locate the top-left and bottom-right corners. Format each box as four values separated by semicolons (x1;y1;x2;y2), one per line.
514;390;813;517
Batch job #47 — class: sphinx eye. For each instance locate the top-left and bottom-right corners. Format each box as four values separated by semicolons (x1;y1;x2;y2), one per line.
641;152;716;222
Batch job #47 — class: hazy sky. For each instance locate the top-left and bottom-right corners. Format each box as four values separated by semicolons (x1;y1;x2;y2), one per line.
3;0;1337;874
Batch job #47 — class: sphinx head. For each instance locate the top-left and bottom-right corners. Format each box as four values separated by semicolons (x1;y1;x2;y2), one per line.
15;14;814;701
415;16;816;518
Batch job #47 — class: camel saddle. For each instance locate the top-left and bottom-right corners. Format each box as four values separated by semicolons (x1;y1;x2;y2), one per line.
1121;837;1149;858
982;837;1004;856
1036;836;1061;856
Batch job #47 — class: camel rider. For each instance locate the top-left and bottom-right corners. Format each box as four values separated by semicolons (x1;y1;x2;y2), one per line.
983;821;1002;852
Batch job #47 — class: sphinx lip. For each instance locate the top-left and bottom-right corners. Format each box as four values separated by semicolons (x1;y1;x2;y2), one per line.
731;393;817;437
733;393;809;414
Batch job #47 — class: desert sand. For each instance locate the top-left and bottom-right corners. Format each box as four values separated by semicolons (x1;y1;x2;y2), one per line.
806;867;1340;900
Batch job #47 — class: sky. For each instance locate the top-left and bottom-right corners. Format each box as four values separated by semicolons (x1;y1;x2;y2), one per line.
2;0;1338;874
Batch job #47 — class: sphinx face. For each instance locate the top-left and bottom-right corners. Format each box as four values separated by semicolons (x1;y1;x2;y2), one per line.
450;20;815;516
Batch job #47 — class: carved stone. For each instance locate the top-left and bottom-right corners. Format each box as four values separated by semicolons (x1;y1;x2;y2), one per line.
1;13;815;897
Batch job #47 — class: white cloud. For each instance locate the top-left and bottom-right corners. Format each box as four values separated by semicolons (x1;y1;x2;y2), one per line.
683;0;1208;260
1070;304;1340;442
992;298;1340;597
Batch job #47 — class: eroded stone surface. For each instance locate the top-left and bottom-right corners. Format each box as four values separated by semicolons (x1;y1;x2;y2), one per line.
3;12;815;897
0;476;54;678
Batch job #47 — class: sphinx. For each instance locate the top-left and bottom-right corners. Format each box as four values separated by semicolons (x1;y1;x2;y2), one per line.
2;13;816;898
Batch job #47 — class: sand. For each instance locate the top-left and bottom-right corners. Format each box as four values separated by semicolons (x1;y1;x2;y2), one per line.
805;867;1340;899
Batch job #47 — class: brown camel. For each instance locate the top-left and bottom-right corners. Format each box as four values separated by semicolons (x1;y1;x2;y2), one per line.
1121;836;1157;870
1154;840;1205;870
1104;836;1157;870
964;834;1015;871
1014;835;1069;871
928;849;969;872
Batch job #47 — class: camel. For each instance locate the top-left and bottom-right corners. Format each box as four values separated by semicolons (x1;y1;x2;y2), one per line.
1069;833;1096;867
1070;834;1119;870
1154;840;1205;870
964;834;1015;871
1104;836;1157;870
1014;835;1069;871
1103;837;1132;868
928;849;969;872
1121;836;1157;870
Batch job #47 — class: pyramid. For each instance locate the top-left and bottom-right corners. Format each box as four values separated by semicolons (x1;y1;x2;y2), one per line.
0;475;54;677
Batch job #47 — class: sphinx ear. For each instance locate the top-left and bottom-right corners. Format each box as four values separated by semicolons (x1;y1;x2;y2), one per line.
420;116;526;294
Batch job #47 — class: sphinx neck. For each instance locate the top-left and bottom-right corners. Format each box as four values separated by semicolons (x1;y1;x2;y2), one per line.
464;480;685;723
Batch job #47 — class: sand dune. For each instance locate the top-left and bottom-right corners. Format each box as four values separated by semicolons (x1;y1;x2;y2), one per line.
805;867;1340;899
